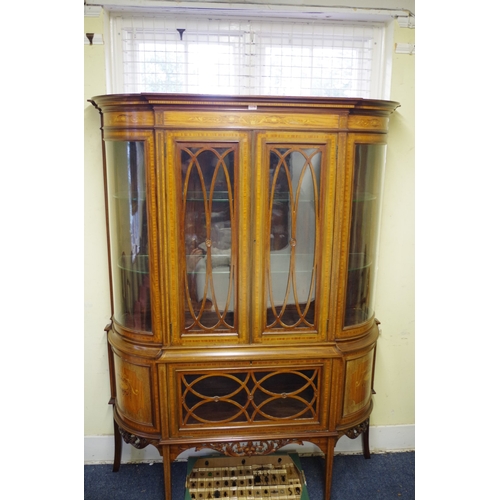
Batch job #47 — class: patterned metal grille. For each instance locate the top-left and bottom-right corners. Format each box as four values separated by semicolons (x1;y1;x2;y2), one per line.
180;368;320;426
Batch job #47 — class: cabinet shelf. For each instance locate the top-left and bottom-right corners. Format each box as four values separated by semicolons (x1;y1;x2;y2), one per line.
117;254;149;274
348;253;372;271
189;264;231;275
113;191;147;201
186;191;231;202
353;192;376;202
186;191;292;202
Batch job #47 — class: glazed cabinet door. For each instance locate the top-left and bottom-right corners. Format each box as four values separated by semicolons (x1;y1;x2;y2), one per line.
103;131;162;343
162;131;252;345
335;134;388;338
252;131;338;343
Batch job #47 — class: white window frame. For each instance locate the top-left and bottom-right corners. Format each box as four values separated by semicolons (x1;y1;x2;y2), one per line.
105;10;394;99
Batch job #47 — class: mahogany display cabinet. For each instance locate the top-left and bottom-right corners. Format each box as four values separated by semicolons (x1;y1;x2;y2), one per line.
90;93;399;499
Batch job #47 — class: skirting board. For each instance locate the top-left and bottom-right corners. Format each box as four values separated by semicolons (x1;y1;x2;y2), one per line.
84;424;415;464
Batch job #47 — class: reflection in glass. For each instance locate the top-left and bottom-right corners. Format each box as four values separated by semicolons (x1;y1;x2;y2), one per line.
266;146;322;329
344;144;386;327
106;141;151;331
181;145;236;332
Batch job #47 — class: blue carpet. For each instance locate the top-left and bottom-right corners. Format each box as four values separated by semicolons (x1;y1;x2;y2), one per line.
84;452;414;499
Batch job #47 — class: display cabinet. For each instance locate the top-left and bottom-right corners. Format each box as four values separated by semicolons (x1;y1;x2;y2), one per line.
90;93;398;499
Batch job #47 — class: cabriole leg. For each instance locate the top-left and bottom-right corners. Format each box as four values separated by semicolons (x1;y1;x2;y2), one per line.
112;417;122;472
362;420;371;459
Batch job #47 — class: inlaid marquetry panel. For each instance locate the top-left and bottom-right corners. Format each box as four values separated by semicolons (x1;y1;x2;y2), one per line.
103;111;154;128
347;115;389;132
114;355;154;426
342;349;374;416
157;111;339;130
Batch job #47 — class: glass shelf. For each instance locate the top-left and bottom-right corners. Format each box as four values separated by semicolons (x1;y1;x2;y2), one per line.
347;253;372;271
185;244;314;273
344;307;371;326
352;192;376;202
267;269;315;276
185;192;294;203
185;190;231;202
113;191;147;201
117;254;150;274
189;262;231;275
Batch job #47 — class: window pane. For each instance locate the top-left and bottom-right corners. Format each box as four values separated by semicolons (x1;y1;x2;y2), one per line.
113;14;382;97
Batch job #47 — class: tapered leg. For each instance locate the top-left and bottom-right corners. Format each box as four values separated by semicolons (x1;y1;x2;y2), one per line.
112;417;122;472
324;437;335;500
162;445;172;500
362;421;371;459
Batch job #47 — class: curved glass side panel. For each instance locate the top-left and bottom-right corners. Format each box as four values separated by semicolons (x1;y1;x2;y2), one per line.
180;145;236;332
344;143;386;327
266;146;322;330
106;141;151;331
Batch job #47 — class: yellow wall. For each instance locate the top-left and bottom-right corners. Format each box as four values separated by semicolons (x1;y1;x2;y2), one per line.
84;11;415;436
84;11;114;435
372;23;415;426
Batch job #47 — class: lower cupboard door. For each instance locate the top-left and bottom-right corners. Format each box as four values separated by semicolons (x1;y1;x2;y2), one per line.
342;347;375;419
113;353;159;433
167;361;333;434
